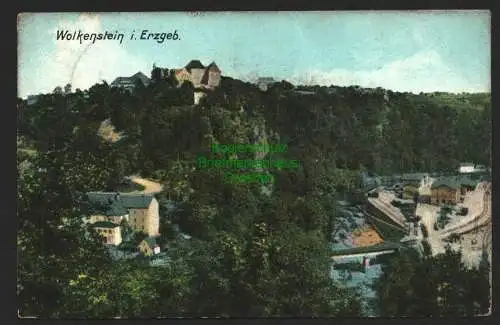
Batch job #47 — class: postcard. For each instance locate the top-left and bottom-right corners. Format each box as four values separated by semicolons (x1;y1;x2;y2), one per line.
17;11;491;318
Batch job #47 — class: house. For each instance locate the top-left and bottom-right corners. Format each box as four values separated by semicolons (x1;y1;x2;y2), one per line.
430;178;461;205
91;221;122;246
86;192;160;237
111;72;150;92
26;95;40;106
172;60;222;104
138;237;161;256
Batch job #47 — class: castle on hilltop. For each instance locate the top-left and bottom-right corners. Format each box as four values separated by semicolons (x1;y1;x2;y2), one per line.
174;60;221;90
152;59;222;104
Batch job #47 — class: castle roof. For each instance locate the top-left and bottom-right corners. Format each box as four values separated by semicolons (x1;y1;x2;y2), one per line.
207;62;221;73
185;60;205;71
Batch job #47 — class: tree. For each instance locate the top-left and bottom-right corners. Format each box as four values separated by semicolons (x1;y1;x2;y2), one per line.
53;86;63;95
375;246;491;317
64;83;72;95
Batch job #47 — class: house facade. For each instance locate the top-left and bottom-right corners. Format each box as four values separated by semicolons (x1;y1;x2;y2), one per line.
86;192;160;237
92;221;123;246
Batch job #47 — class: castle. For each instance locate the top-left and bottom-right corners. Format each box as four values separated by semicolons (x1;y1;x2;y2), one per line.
153;59;222;104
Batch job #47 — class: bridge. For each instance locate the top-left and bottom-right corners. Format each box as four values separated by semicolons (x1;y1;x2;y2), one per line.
331;241;403;262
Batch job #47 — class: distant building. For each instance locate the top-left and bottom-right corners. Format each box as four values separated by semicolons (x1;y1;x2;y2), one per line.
26;95;40;106
111;72;151;92
91;221;123;246
138;237;161;256
257;77;276;91
458;163;475;174
86;192;160;237
292;90;316;96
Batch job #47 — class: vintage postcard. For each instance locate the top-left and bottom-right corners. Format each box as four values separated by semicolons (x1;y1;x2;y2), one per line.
17;11;491;318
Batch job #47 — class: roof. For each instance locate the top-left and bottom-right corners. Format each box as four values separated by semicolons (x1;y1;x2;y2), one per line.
130;72;150;86
207;62;221;72
86;192;154;216
91;221;119;228
185;60;205;71
460;162;474;167
141;236;159;248
431;177;460;190
111;77;134;86
111;72;150;88
457;175;477;187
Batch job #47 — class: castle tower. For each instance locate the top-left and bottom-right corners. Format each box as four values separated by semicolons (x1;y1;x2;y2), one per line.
206;61;221;89
185;60;206;88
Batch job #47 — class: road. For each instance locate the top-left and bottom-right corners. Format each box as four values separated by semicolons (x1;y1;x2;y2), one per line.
416;203;446;255
128;175;163;194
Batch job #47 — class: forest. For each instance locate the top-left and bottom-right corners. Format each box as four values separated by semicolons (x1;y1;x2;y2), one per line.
17;70;491;317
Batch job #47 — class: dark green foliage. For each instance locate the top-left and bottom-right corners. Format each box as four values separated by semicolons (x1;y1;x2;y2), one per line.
375;246;490;316
420;223;429;238
421;239;432;256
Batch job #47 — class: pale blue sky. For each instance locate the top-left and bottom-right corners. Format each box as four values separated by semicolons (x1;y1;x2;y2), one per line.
18;11;490;98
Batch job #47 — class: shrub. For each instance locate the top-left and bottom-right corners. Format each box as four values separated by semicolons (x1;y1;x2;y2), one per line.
448;233;461;243
368;191;379;198
391;200;401;207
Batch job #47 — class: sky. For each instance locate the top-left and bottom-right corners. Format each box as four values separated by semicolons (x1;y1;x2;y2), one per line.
18;11;490;98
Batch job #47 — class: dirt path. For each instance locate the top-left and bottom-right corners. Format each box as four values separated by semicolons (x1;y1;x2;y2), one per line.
128;175;163;194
